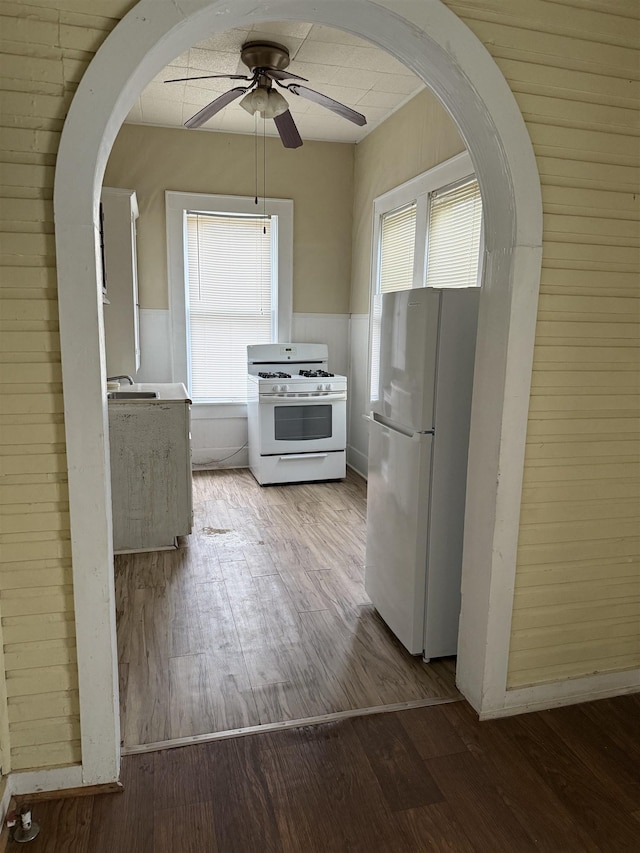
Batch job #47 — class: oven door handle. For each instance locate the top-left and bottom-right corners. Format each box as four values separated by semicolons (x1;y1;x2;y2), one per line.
260;392;346;404
279;453;329;460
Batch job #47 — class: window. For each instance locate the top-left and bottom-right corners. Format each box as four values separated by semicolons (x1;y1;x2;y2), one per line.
186;212;274;402
425;178;483;289
166;192;293;405
379;202;417;293
372;152;483;299
369;152;483;399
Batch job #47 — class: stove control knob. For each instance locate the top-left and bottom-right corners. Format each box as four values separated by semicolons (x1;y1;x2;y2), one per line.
317;384;324;391
325;383;332;391
281;384;289;392
272;385;279;392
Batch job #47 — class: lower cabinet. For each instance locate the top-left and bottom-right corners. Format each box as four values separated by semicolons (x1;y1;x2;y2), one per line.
109;401;193;552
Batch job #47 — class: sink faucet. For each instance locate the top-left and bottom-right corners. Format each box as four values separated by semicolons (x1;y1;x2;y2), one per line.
107;375;134;385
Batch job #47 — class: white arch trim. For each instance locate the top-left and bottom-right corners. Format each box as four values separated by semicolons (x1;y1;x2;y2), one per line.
54;0;543;786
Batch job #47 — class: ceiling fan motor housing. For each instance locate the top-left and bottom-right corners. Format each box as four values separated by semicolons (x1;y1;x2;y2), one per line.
241;41;291;73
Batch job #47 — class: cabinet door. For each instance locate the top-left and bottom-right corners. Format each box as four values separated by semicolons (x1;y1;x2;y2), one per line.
109;403;192;552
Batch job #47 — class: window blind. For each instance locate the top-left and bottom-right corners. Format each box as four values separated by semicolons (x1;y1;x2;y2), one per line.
186;212;273;402
379;202;417;293
425;179;482;288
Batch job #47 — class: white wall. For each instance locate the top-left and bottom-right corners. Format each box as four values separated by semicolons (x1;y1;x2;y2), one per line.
138;310;351;468
135;309;172;383
104;125;354;315
347;314;370;478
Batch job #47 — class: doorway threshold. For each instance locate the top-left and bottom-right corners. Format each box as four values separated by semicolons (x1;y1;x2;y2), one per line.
121;695;463;756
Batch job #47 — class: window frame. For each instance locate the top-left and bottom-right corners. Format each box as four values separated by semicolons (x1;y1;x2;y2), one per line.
166;190;293;409
368;151;483;400
185;210;276;403
371;151;482;298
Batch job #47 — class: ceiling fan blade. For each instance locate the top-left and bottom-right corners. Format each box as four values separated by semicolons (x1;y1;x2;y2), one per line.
165;73;251;84
274;110;303;149
184;87;249;129
288;84;367;126
267;69;308;82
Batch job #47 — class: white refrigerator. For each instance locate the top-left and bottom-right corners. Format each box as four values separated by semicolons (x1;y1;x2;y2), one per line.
364;287;480;658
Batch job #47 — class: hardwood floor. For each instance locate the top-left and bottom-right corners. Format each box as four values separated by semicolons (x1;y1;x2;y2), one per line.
11;693;640;852
116;468;458;748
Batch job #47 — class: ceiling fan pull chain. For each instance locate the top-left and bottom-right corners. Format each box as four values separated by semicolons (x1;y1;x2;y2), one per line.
254;112;259;205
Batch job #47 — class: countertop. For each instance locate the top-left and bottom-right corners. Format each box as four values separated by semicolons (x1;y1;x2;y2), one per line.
107;382;192;403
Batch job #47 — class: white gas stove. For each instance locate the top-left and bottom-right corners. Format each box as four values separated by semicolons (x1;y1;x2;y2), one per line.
247;343;347;485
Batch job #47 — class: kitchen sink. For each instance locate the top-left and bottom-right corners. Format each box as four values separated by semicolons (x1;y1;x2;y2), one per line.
107;391;159;399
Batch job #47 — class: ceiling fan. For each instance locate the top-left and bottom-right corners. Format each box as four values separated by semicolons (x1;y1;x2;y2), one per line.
164;41;367;149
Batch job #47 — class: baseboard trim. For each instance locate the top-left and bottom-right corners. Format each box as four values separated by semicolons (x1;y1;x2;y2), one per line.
0;779;10;819
14;781;123;804
479;669;640;720
191;447;249;469
9;765;84;797
0;817;9;853
0;769;119;849
0;782;12;853
123;695;462;756
346;444;367;479
346;462;366;483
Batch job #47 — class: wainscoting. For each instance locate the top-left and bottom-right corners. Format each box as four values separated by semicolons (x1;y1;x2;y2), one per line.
348;313;371;477
131;311;356;468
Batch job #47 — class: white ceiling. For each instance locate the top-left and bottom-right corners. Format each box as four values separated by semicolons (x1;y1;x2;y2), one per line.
126;22;424;144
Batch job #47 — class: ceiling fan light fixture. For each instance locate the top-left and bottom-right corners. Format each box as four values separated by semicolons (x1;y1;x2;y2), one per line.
240;87;289;119
239;88;265;115
263;88;289;119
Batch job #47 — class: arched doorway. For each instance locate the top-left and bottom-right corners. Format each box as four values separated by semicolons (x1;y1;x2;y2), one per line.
54;0;542;784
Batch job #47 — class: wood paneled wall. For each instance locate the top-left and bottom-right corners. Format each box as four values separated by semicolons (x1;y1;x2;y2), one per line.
0;0;136;772
442;0;640;687
0;0;637;773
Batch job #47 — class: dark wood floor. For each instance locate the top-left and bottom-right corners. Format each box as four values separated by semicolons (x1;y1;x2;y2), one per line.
11;692;640;852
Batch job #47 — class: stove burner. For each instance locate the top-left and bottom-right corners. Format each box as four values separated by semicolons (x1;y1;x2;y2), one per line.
258;371;291;379
298;369;335;378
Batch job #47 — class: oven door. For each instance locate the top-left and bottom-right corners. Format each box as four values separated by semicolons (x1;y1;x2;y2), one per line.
257;393;347;455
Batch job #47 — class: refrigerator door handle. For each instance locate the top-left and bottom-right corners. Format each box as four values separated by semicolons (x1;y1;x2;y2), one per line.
369;411;434;437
